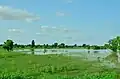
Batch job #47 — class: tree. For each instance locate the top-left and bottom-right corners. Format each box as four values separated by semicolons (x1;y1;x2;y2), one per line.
107;36;120;52
105;36;120;63
31;40;35;48
3;39;14;51
86;45;90;53
82;44;86;48
104;44;109;49
93;45;101;50
31;40;35;54
14;43;18;48
46;44;49;48
74;44;77;47
59;43;65;48
53;43;58;48
87;45;90;50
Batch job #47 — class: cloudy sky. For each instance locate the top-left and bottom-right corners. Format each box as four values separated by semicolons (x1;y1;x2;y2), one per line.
0;0;120;45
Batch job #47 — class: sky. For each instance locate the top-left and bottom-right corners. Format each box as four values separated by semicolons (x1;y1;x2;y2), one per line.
0;0;120;45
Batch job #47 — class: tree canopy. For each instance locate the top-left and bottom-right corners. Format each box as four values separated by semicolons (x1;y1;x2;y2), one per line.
3;39;14;51
107;36;120;52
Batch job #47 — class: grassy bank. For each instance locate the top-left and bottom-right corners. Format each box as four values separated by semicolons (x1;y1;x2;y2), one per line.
0;49;119;79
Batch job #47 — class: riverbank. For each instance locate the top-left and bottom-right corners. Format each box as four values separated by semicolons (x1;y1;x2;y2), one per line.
0;49;119;79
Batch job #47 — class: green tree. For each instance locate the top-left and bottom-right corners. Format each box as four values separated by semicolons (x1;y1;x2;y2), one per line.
53;43;58;48
74;44;77;47
86;45;90;53
82;44;86;48
31;40;35;48
87;45;90;49
31;40;35;54
59;43;65;48
93;45;101;50
104;44;109;49
3;39;14;51
14;43;18;48
108;36;120;52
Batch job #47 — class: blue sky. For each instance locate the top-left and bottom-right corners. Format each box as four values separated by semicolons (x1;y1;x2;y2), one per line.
0;0;120;45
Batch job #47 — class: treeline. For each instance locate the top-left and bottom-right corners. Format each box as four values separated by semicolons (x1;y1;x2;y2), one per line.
1;36;120;52
0;41;107;50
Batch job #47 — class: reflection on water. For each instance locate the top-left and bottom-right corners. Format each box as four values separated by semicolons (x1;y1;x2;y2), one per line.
93;51;99;53
31;49;34;54
14;49;119;68
14;49;111;60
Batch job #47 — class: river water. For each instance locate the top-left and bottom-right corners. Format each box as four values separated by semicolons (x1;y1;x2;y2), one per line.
14;49;118;68
14;49;111;60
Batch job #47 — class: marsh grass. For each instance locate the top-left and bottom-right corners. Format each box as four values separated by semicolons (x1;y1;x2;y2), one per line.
0;49;119;79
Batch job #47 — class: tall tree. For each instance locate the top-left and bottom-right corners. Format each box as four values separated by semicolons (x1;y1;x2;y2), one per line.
106;36;120;63
31;40;35;54
82;44;86;48
31;40;35;48
74;44;77;47
53;43;58;48
3;39;14;51
108;36;120;52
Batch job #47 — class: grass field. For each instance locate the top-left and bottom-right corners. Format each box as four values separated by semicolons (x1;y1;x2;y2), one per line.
0;49;119;79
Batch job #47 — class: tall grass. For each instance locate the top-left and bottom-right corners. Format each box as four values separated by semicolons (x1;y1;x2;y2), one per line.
0;71;117;79
0;49;119;79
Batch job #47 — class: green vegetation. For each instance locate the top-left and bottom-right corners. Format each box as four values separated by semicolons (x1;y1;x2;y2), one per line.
3;40;14;52
0;36;120;78
104;36;120;63
0;49;119;79
107;36;120;52
0;49;117;78
0;41;106;50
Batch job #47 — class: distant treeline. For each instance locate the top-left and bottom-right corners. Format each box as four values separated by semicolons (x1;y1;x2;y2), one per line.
0;42;106;50
1;36;120;52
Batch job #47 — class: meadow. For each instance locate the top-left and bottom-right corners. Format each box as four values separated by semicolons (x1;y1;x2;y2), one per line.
0;48;119;79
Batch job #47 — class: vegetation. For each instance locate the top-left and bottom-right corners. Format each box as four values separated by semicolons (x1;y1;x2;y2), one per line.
107;36;120;52
0;49;119;79
0;36;120;78
105;36;120;63
0;42;107;50
3;39;14;52
31;40;35;48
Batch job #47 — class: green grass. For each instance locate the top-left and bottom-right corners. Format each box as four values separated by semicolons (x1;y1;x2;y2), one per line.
0;49;119;79
105;53;118;63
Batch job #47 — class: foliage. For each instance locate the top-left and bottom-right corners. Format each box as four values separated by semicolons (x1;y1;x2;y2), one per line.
0;49;119;79
58;43;65;48
53;43;58;48
0;40;110;49
3;40;14;52
31;40;35;48
0;71;117;79
107;36;120;52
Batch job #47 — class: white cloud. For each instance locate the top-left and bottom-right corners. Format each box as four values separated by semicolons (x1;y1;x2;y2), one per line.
40;25;48;28
38;25;80;34
35;25;82;44
36;33;41;35
56;12;65;16
8;28;24;33
0;6;40;22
